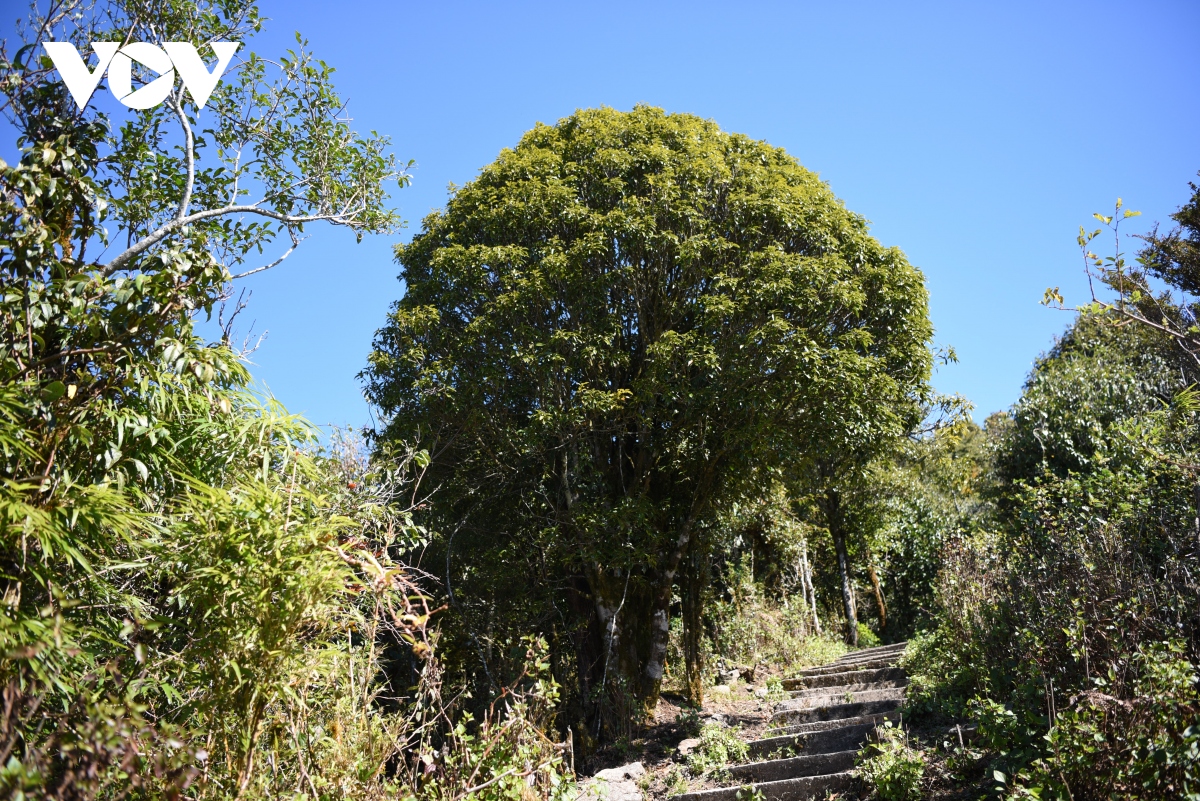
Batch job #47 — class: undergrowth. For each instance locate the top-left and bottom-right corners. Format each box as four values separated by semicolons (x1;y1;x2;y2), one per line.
686;722;750;779
855;722;925;801
664;554;851;696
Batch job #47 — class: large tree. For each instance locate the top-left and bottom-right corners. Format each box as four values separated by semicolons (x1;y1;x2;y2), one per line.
364;106;933;722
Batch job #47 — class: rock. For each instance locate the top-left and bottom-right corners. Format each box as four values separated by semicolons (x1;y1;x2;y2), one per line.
677;737;702;756
711;684;732;696
593;762;644;782
579;762;644;801
753;687;769;698
577;779;641;801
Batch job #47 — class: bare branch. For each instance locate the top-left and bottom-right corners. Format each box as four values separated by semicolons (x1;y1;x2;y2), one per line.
228;229;308;280
217;286;267;358
169;92;195;221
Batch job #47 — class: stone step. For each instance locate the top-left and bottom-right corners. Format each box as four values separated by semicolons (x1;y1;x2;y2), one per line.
831;642;907;661
727;750;857;783
835;642;907;660
829;650;906;668
783;666;906;691
765;710;902;738
668;645;907;801
771;697;902;727
786;677;907;699
670;770;855;801
748;721;877;758
775;686;906;712
796;655;900;676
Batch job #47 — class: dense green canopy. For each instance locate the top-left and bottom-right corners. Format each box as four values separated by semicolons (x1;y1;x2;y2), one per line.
364;106;933;720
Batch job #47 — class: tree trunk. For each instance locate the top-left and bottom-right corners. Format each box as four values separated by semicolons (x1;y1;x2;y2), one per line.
823;489;857;647
643;604;670;705
868;561;887;633
638;503;704;711
584;482;709;724
1193;481;1200;550
587;567;632;736
800;539;820;635
586;564;673;729
682;548;706;707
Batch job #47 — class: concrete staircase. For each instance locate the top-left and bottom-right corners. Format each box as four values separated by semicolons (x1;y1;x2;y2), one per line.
672;642;908;801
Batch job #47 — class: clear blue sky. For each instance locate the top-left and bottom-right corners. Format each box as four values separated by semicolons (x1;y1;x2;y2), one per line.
9;1;1200;430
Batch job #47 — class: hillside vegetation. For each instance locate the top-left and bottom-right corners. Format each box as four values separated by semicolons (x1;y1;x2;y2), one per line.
895;196;1200;799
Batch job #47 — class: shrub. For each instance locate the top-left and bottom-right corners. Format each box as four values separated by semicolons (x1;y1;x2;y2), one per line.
994;641;1200;801
901;308;1200;800
857;622;882;648
855;723;925;801
687;722;750;777
413;638;577;801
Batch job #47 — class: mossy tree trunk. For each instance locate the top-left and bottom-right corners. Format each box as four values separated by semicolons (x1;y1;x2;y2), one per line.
821;489;858;647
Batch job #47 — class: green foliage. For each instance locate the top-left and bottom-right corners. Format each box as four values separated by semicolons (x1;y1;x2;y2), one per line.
664;763;689;796
363;104;933;724
703;553;846;675
854;723;925;801
1005;641;1200;800
686;722;749;777
1057;181;1200;367
734;785;765;801
1140;174;1200;301
770;410;992;648
856;622;881;648
709;605;848;686
663;544;848;699
0;2;520;799
996;314;1182;486
872;418;995;638
901;631;990;724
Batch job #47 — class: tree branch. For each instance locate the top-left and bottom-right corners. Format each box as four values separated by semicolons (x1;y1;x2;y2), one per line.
101;202;364;275
228;230;308;280
169;92;195;221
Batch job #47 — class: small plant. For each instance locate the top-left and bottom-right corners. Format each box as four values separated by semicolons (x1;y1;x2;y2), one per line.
734;785;765;801
665;764;689;795
686;722;750;777
763;676;787;703
765;743;801;760
676;706;702;738
637;771;653;793
855;723;925;801
938;725;985;784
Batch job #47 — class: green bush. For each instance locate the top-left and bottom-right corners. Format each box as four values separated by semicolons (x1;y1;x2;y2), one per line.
687;722;750;777
855;723;925;801
664;551;847;699
857;622;882;648
0;2;581;797
996;641;1200;800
